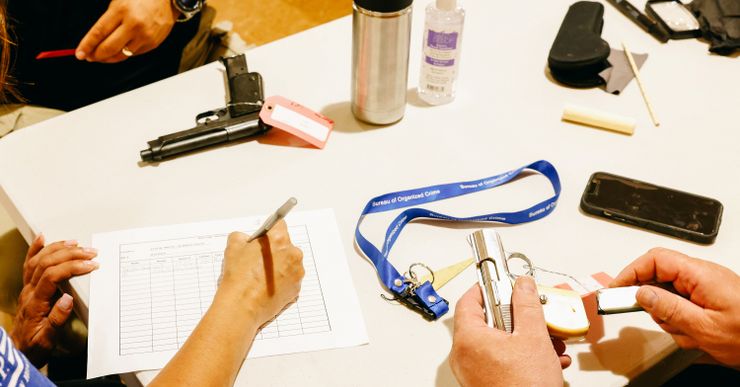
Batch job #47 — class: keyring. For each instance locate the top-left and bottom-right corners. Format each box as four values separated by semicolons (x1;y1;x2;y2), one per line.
407;262;435;289
506;252;535;281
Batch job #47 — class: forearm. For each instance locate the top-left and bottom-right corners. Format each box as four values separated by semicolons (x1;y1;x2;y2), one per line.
150;285;261;387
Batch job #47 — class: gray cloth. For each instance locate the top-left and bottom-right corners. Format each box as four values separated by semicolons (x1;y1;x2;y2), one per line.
598;49;648;95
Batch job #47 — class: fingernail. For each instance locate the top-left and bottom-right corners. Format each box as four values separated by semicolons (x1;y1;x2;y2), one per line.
84;260;100;269
83;247;98;254
637;287;657;309
34;233;43;243
517;276;537;294
64;240;78;246
76;50;85;60
59;293;73;310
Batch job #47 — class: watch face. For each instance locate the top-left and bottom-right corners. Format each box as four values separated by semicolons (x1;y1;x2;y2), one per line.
177;0;201;12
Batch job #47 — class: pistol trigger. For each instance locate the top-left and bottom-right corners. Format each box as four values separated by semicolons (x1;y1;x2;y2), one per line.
195;108;227;125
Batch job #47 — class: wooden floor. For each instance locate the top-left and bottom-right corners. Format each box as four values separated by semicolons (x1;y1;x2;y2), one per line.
207;0;353;46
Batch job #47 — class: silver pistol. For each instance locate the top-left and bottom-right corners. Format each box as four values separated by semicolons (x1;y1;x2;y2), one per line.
468;230;514;332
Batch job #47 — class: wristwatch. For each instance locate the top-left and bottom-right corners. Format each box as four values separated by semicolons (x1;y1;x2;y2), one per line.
172;0;204;22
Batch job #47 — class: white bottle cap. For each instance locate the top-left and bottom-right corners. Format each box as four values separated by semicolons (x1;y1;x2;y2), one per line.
436;0;456;11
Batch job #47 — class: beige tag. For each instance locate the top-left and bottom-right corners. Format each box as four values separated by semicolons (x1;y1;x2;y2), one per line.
419;258;475;290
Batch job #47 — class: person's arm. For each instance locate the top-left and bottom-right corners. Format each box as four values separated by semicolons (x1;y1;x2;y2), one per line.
75;0;180;63
449;276;569;387
611;247;740;367
11;234;99;368
1;327;56;387
149;220;304;387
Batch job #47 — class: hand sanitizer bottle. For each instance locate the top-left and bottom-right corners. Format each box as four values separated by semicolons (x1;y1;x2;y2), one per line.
418;0;465;105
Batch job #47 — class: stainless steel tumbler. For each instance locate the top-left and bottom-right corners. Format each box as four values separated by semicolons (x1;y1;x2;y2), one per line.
351;0;413;125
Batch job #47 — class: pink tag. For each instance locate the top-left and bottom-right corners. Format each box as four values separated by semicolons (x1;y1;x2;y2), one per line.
259;96;334;149
591;272;614;287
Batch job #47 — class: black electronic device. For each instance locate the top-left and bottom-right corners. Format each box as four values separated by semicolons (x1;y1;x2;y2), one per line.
580;172;723;244
548;1;610;88
606;0;670;42
646;0;701;40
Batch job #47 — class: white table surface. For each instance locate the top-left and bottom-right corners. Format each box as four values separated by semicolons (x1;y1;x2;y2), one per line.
1;1;738;386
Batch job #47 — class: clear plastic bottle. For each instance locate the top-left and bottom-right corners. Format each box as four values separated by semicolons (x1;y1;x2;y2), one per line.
418;0;465;105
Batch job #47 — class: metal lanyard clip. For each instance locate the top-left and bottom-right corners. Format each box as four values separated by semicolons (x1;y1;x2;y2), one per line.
382;263;448;321
393;286;439;321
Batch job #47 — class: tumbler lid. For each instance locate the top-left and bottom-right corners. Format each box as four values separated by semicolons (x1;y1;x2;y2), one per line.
354;0;413;13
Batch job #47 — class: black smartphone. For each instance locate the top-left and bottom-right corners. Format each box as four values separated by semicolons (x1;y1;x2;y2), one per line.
580;172;723;244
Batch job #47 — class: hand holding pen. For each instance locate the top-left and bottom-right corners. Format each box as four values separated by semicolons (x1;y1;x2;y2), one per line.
36;0;180;62
220;198;303;324
247;197;298;242
76;0;179;62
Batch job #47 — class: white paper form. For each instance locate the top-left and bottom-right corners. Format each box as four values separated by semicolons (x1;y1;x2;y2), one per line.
87;209;368;378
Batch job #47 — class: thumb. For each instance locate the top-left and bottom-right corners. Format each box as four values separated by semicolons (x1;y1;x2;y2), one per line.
636;285;705;335
48;293;74;328
512;276;548;337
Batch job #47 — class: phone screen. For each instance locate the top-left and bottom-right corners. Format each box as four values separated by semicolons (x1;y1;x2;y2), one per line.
582;173;722;236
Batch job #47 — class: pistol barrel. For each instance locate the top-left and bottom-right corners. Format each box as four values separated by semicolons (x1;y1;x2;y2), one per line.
140;113;270;162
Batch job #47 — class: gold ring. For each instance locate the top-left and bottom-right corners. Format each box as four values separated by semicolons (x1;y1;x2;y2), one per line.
121;47;134;57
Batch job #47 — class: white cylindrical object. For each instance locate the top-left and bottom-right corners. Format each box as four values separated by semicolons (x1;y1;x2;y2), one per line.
596;286;642;314
562;104;636;135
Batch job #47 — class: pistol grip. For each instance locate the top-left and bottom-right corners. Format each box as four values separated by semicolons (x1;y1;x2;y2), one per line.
538;285;590;340
221;54;265;117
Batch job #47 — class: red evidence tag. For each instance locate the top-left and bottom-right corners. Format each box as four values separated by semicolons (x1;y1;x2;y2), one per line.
259;96;334;149
35;49;77;60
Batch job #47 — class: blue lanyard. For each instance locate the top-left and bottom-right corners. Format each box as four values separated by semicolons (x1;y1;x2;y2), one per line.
354;160;561;320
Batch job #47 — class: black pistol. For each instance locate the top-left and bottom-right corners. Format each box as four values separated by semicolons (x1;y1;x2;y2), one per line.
140;54;271;162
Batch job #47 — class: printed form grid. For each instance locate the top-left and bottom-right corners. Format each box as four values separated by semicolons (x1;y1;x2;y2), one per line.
118;226;330;356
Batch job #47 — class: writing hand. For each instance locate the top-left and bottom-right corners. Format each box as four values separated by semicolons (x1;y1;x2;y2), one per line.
220;220;305;325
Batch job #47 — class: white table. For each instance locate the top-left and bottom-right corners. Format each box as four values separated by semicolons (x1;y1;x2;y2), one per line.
1;1;738;385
